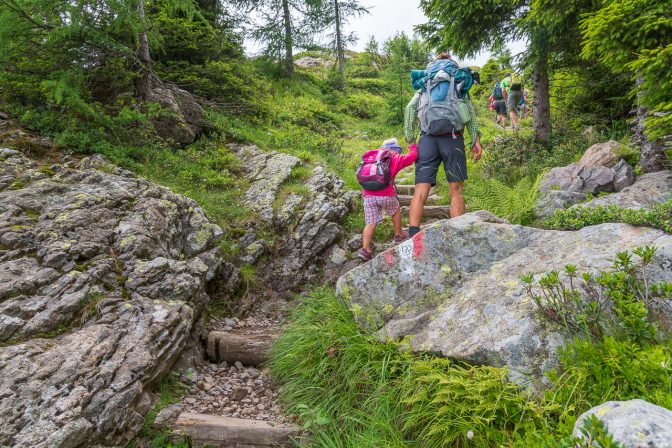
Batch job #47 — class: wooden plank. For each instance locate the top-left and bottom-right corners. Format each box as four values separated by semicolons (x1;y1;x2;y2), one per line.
174;413;305;448
205;331;275;367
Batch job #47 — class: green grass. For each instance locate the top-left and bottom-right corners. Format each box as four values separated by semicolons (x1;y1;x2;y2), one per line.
544;200;672;233
127;373;191;448
270;278;672;447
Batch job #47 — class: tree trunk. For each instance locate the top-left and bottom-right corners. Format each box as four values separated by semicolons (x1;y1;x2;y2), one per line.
282;0;294;76
633;78;668;173
533;47;552;144
335;0;345;77
134;0;152;100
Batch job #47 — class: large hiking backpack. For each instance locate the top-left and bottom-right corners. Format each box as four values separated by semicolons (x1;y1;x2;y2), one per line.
417;60;471;136
510;73;523;91
492;82;504;100
356;149;393;191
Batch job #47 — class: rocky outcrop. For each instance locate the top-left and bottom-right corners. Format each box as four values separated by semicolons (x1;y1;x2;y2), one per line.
539;141;634;195
228;144;301;224
575;170;672;210
573;400;672;447
536;141;637;218
228;143;356;295
336;212;672;387
263;166;357;291
0;149;223;447
294;56;334;69
148;84;211;145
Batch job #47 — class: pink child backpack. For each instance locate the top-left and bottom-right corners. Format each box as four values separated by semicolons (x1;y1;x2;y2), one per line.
356;149;393;191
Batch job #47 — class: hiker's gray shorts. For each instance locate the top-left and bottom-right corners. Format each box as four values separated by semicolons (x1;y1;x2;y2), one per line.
507;90;523;113
415;133;467;185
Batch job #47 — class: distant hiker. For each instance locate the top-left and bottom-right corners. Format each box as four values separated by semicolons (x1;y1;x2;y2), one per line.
356;138;418;261
491;81;507;127
404;52;482;237
501;72;524;129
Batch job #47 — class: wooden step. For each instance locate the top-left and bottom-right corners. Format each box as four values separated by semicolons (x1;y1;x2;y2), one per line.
205;331;276;367
401;205;452;219
397;194;441;207
174;413;306;448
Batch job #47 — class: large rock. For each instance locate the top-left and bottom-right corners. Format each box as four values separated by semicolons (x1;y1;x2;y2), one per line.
336;212;672;387
262;166;357;291
537;141;639;217
228;144;300;223
148;85;210;145
573;400;672;447
0;149;223;447
294;56;334;69
227;142;355;294
534;190;587;219
540;164;615;194
578;140;622;168
575;170;672;210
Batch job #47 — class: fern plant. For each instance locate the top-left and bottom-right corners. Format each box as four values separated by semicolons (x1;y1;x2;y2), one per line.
465;173;545;225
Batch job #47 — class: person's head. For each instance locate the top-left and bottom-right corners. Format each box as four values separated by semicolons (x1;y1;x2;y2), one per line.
505;72;512;78
382;138;402;154
435;52;452;60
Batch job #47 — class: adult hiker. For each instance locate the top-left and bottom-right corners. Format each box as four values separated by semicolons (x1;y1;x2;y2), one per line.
404;52;483;238
356;138;418;261
491;81;507;127
501;72;524;129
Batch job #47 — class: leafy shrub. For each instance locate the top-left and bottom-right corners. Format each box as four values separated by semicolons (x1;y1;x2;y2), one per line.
482;131;604;183
338;92;385;119
544;201;672;233
522;247;671;342
346;78;387;95
465;174;544;224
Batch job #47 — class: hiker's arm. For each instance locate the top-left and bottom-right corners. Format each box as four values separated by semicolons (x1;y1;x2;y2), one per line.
465;98;481;147
404;92;420;143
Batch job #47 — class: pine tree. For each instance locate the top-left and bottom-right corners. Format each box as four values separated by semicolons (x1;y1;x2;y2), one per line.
232;0;324;75
313;0;369;79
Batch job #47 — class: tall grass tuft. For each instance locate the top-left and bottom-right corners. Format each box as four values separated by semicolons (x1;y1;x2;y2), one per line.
269;288;543;447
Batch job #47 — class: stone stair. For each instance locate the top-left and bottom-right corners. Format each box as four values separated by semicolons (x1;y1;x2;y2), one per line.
401;205;452;220
171;326;307;447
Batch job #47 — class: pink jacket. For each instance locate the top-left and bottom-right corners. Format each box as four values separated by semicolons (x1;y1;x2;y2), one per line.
362;144;418;197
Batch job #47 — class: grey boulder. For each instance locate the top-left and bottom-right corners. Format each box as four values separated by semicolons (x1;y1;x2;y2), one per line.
576;170;672;210
573;400;672;447
578;140;622;168
0;150;223;447
336;212;672;387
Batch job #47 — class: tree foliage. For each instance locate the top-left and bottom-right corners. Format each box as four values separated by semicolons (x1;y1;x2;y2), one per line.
579;0;672;139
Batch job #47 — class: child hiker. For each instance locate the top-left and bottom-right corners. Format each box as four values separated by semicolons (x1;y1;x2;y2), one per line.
356;138;418;261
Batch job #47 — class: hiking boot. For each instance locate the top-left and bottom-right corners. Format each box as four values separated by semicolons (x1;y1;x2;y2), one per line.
357;248;373;262
394;230;410;244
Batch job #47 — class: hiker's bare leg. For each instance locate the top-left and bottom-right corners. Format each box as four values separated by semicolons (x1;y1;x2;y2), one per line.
500;114;507;127
409;183;431;227
362;223;376;251
509;110;518;128
391;208;403;236
449;182;465;218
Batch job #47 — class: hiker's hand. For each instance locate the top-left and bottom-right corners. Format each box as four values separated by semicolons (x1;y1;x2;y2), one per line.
471;139;483;162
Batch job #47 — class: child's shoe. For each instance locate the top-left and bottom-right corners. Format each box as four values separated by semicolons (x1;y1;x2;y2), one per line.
357;248;373;261
394;230;410;244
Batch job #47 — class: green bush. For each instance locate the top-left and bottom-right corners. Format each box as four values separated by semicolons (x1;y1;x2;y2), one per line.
338;92;385;119
544;201;672;233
